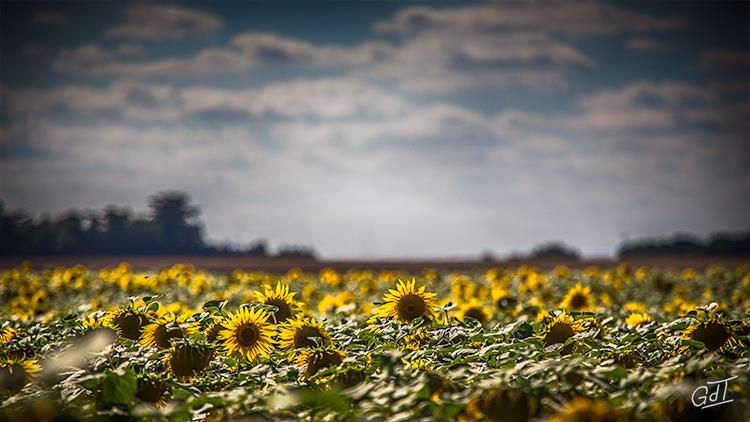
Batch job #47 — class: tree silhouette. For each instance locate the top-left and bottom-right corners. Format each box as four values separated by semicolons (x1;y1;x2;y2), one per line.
148;191;204;253
0;192;314;257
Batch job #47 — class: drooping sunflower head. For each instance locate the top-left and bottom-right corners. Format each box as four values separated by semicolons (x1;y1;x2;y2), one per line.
278;317;330;359
136;377;169;407
255;282;303;323
457;299;493;326
375;279;438;323
297;347;345;380
542;312;584;354
0;356;41;393
464;387;539;422
548;398;630;422
625;312;652;329
218;307;275;362
102;306;153;341
164;341;214;381
140;313;186;349
681;317;740;353
560;283;596;312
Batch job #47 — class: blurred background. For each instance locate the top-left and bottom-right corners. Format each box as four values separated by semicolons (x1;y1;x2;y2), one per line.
1;1;748;263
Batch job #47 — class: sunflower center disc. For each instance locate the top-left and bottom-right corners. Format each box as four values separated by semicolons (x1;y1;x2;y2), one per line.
239;326;259;345
570;294;587;309
267;299;292;322
398;295;426;321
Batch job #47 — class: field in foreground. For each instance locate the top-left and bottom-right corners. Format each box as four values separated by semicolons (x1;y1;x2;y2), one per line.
1;263;749;421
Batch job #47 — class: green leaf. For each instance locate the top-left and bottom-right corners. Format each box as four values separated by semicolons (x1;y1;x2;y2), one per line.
100;368;138;406
680;339;706;349
202;300;227;311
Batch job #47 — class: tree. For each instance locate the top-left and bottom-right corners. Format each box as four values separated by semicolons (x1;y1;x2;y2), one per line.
148;191;204;253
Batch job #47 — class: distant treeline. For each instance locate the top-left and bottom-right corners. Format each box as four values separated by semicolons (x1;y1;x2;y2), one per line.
0;192;316;258
618;232;750;257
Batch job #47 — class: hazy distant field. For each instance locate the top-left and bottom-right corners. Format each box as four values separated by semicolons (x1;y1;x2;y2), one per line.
1;255;748;272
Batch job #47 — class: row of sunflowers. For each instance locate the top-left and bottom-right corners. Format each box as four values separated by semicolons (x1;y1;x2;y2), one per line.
1;263;749;420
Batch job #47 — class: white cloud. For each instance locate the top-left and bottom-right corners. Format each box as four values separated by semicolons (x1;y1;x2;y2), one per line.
374;2;685;35
105;3;222;41
3;78;747;256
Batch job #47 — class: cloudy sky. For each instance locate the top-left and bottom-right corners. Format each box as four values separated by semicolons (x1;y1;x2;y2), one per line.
1;1;748;257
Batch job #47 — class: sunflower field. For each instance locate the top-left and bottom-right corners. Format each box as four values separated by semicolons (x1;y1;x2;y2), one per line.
1;263;749;421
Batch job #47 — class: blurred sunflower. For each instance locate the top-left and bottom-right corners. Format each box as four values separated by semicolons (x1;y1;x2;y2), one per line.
102;306;153;341
548;398;629;422
542;312;583;354
681;317;740;353
317;291;356;315
298;346;345;380
519;272;547;295
164;341;214;381
463;388;539;422
140;313;186;349
219;307;274;362
560;283;597;312
623;302;647;314
136;377;169;407
491;288;517;311
0;356;41;393
399;329;429;351
278;317;331;360
625;312;652;328
374;279;438;323
457;299;493;326
255;282;303;323
0;327;17;345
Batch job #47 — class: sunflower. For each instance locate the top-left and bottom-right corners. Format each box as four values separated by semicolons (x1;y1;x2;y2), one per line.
297;347;345;380
136;377;169;407
457;299;493;326
625;312;652;328
218;307;275;362
164;342;214;381
0;327;17;345
102;307;153;341
623;302;647;314
278;317;331;360
187;319;225;344
548;398;630;422
374;279;438;323
681;317;740;353
542;312;584;354
255;282;303;323
464;388;539;422
0;356;41;393
317;292;357;315
491;288;517;311
140;313;186;349
330;367;367;389
560;283;596;312
399;329;429;351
